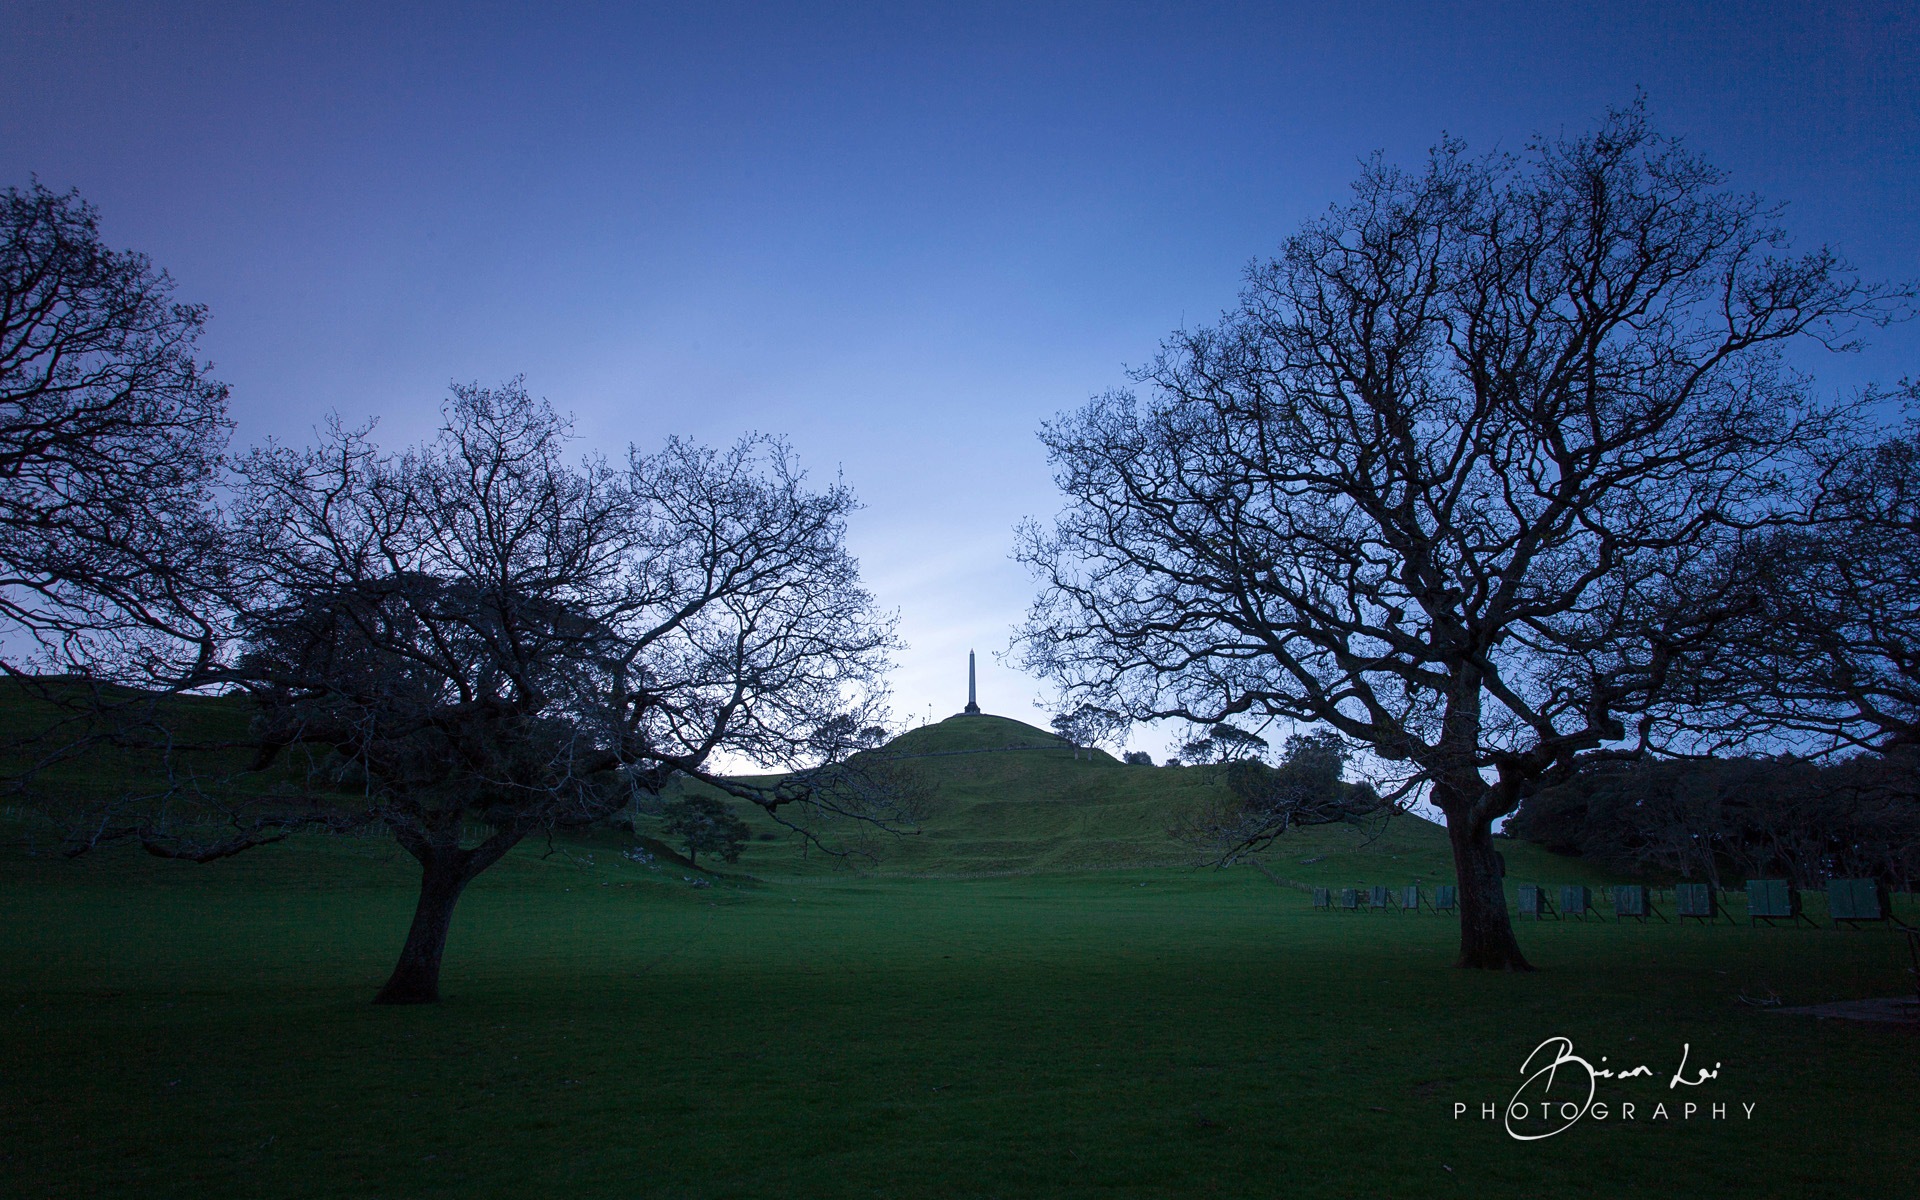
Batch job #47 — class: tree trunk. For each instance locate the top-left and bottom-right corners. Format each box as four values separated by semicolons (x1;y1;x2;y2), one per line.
374;847;474;1004
1446;814;1534;971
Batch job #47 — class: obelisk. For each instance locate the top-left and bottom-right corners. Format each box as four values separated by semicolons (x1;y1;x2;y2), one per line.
964;650;981;714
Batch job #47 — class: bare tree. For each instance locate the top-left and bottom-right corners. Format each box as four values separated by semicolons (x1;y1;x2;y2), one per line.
1015;103;1907;969
0;182;229;669
64;380;905;1003
1685;405;1920;754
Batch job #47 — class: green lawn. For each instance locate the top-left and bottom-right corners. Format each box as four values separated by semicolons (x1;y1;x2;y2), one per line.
3;823;1915;1200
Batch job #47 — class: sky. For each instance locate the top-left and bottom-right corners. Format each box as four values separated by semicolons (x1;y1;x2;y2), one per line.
4;0;1917;761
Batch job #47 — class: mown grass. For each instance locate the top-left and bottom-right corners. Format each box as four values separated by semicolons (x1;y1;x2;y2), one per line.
3;824;1916;1199
4;704;1917;1198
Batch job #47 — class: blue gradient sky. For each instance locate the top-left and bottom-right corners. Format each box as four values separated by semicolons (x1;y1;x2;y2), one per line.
6;1;1916;757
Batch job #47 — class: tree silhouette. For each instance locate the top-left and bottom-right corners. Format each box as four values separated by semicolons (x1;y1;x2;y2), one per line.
1017;103;1907;969
57;381;907;1003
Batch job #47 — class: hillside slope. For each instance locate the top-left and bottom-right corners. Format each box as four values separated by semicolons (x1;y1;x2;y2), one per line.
659;713;1624;889
849;713;1215;874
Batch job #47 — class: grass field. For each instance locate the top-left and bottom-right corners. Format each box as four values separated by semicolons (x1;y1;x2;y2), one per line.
3;711;1918;1198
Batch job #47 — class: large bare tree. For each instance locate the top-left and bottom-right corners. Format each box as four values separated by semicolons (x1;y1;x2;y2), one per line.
64;381;906;1003
0;182;229;669
1015;105;1906;969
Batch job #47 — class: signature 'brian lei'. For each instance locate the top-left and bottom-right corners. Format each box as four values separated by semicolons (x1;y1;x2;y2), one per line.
1489;1037;1751;1141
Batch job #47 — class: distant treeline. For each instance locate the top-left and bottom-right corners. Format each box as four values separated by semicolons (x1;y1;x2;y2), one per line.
1507;753;1920;890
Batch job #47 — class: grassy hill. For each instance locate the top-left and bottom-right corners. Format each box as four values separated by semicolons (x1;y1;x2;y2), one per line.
822;712;1216;875
644;711;1628;892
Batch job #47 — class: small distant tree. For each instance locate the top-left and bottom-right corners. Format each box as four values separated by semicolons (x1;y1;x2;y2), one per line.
661;795;751;865
1123;750;1153;766
1178;723;1269;765
1050;703;1126;759
1174;731;1385;860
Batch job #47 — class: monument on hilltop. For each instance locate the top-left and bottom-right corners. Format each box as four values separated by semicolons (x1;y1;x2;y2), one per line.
963;649;981;715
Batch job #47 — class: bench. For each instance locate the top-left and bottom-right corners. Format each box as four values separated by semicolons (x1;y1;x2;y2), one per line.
1515;884;1557;920
1746;879;1816;927
1674;882;1728;923
1560;885;1593;920
1610;884;1666;923
1826;878;1889;927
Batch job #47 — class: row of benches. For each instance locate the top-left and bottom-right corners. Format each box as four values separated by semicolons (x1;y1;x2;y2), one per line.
1310;879;1896;927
